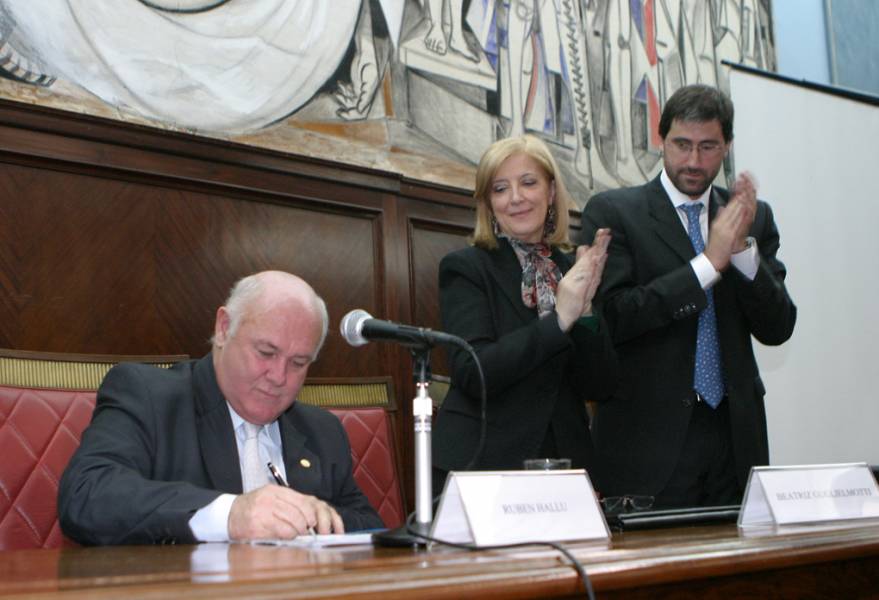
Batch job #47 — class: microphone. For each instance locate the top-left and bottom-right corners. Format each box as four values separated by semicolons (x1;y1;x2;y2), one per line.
340;309;462;349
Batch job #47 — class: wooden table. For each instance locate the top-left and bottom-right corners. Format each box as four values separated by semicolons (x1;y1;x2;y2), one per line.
2;524;878;599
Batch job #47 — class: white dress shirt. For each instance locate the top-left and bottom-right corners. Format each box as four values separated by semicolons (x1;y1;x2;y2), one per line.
187;405;286;542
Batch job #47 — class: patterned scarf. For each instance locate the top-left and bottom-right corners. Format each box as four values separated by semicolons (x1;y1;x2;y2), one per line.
504;236;562;317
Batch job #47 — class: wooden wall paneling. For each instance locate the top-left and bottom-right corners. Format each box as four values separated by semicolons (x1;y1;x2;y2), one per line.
376;190;431;513
0;162;164;354
0;99;400;198
404;192;477;309
0;160;390;369
387;192;474;506
407;220;474;377
0;98;498;516
0;101;396;357
0;127;392;222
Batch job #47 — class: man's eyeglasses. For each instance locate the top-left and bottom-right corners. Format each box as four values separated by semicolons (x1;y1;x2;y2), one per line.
599;495;655;514
667;139;725;157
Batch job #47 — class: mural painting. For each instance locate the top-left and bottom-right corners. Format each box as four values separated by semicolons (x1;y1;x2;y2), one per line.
0;0;774;205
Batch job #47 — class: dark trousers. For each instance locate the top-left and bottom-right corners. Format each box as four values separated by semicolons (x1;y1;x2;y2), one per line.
653;397;741;509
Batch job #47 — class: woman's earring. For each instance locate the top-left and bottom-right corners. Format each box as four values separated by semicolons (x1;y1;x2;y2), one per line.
543;205;557;237
491;213;500;236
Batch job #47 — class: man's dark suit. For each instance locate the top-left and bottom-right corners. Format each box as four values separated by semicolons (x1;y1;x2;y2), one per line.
433;239;618;475
580;176;796;498
59;354;382;545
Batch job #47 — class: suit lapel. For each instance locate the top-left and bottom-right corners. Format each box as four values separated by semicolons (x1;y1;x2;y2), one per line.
646;177;696;263
483;239;537;323
279;407;322;493
708;185;729;222
709;186;738;338
193;354;242;493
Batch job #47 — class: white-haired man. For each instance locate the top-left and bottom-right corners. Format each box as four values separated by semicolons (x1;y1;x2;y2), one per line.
60;271;382;545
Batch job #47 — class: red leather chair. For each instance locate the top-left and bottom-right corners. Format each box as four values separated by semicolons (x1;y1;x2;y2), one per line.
300;377;406;529
0;353;405;549
0;350;187;550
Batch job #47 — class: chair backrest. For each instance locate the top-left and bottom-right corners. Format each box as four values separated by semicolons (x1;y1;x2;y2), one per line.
0;349;188;550
298;376;406;529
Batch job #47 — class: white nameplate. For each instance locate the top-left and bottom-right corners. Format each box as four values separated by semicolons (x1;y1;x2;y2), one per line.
738;463;879;528
430;470;609;546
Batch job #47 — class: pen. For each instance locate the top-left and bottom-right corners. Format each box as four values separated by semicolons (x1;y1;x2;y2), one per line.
267;461;317;538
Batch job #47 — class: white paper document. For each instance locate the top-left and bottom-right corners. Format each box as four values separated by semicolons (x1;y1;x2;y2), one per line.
252;532;377;547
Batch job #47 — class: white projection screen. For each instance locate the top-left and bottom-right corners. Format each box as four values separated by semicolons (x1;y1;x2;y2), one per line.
729;65;879;467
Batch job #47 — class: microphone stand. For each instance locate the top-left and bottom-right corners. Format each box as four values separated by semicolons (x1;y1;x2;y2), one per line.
373;346;433;546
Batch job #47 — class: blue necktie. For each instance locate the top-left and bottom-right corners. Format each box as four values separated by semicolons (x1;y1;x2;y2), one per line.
681;203;724;408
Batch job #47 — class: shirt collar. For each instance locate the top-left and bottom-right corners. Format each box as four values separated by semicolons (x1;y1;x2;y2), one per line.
660;168;712;210
227;403;282;447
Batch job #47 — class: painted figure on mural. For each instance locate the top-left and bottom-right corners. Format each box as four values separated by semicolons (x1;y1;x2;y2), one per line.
0;0;408;131
422;0;480;62
505;0;610;187
0;0;775;201
335;1;397;121
420;0;609;185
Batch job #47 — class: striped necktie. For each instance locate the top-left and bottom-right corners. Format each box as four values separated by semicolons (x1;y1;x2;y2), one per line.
241;421;268;492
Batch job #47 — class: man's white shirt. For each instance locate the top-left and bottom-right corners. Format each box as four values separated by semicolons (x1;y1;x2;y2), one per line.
188;406;287;542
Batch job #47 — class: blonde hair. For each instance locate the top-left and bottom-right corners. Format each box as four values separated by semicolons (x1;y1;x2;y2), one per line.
471;135;574;251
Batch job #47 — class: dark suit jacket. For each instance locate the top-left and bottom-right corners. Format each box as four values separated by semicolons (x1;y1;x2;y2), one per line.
580;175;796;497
432;239;618;474
58;354;382;545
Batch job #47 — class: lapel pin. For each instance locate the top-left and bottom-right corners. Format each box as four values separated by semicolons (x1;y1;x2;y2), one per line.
300;458;311;468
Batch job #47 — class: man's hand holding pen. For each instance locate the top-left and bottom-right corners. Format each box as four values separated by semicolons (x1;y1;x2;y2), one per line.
227;462;344;541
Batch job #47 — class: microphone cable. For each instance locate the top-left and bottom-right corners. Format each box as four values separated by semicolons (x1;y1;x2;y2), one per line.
402;510;595;600
418;346;594;596
453;339;487;471
401;335;592;596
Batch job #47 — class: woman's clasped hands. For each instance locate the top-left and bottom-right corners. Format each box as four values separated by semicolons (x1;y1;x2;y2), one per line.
555;228;611;332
